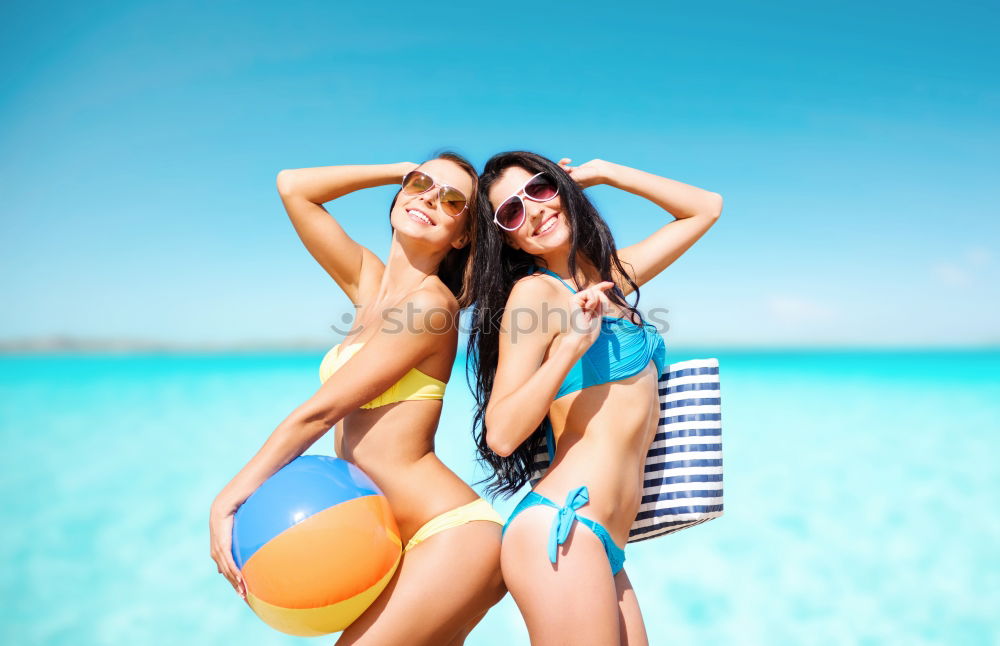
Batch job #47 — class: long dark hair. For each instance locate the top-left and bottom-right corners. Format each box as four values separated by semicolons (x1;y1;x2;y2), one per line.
467;151;642;498
389;151;483;307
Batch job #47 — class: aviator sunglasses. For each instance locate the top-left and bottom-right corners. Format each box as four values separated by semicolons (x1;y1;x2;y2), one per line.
493;173;560;231
400;170;469;218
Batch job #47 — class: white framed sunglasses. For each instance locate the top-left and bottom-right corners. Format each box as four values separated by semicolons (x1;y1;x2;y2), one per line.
492;173;559;231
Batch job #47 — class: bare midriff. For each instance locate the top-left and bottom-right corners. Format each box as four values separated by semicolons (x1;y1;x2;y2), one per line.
336;400;479;544
534;361;661;547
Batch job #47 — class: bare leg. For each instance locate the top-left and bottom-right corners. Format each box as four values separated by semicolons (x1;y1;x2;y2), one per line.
615;569;648;646
336;520;505;646
501;506;621;646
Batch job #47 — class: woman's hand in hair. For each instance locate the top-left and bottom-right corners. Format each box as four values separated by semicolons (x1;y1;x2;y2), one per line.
277;161;422;305
558;158;609;189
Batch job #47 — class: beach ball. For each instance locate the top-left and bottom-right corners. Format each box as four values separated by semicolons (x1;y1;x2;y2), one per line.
231;455;401;636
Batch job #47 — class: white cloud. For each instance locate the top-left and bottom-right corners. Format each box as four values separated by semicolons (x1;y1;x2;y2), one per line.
965;246;992;268
931;262;971;287
931;245;994;288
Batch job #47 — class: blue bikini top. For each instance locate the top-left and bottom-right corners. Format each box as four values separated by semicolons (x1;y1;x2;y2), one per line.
532;267;667;400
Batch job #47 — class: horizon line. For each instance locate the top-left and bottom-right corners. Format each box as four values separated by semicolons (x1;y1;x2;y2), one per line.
0;335;997;355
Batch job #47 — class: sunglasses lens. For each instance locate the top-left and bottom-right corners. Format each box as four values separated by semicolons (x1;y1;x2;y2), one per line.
495;197;524;230
402;171;433;195
440;186;467;217
525;175;558;201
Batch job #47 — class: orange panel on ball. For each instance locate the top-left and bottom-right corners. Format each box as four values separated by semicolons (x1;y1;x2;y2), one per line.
242;494;400;608
246;558;399;636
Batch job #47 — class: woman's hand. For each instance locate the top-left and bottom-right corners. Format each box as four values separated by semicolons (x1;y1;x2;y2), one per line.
558;158;610;189
559;281;614;357
209;500;247;602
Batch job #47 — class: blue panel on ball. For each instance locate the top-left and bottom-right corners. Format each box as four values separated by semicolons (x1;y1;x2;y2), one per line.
231;455;382;568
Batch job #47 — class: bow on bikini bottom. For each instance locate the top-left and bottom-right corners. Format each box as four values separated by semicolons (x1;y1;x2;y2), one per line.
502;485;626;575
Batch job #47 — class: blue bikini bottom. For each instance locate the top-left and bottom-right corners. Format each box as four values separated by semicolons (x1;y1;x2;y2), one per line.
502;485;626;575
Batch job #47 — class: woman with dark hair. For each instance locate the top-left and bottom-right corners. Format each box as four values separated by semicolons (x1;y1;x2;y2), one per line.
209;154;505;645
468;151;722;645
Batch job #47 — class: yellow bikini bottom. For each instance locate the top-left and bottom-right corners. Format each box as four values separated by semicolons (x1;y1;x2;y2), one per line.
403;498;504;553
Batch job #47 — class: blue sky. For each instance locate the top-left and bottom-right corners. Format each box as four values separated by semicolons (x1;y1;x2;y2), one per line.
1;0;997;347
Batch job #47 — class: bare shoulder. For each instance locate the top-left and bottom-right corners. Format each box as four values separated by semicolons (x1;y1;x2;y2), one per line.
388;280;459;338
406;279;459;314
503;273;569;341
507;272;565;311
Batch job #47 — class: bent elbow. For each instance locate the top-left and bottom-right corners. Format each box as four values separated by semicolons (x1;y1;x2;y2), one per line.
488;439;515;458
707;192;723;220
275;169;298;197
484;419;515;457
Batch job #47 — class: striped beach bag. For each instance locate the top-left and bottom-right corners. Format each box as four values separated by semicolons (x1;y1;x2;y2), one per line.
529;358;723;543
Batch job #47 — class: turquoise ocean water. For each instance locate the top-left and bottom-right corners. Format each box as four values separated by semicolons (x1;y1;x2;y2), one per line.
1;349;997;645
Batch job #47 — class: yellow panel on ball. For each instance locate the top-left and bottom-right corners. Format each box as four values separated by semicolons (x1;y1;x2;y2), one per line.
246;556;400;637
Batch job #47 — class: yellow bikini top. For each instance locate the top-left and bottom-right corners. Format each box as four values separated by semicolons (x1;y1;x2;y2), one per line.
318;342;447;409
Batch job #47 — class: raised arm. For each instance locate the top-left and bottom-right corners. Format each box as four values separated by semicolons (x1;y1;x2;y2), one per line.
485;277;610;457
561;158;723;293
276;162;417;304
